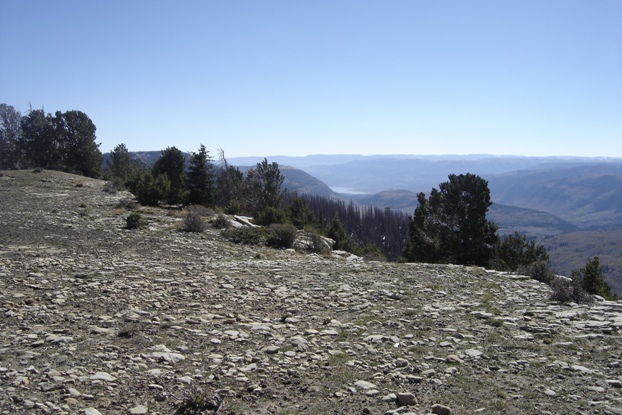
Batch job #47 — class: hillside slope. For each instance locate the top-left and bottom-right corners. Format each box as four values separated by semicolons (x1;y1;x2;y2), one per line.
487;164;622;230
1;169;622;415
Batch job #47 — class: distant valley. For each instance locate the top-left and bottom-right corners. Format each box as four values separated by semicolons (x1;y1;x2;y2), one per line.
230;154;622;294
106;152;622;294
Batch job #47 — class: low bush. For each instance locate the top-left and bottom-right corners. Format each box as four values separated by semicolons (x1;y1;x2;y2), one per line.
183;212;205;233
224;200;240;215
517;261;556;285
268;223;298;249
256;206;287;226
549;276;593;305
222;227;272;245
126;212;147;229
212;214;231;229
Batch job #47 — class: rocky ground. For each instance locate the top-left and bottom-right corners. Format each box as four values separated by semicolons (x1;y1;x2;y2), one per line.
1;169;622;415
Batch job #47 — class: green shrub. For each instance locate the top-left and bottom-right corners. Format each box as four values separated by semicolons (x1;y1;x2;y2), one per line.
256;206;287;226
126;212;147;229
222;227;272;245
268;223;298;249
183;212;205;232
517;261;556;284
572;257;616;300
549;277;593;305
224;199;240;215
125;170;170;206
212;214;231;229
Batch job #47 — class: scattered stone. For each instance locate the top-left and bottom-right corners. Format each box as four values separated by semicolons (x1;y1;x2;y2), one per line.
354;380;377;390
397;393;417;406
265;345;280;354
90;372;116;382
431;403;452;415
0;170;620;415
129;405;149;414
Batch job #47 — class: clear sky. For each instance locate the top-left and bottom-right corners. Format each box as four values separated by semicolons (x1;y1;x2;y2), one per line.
1;1;621;158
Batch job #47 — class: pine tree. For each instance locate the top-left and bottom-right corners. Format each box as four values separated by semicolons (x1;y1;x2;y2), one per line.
186;144;215;206
152;147;186;204
405;173;498;266
108;143;132;180
572;257;616;300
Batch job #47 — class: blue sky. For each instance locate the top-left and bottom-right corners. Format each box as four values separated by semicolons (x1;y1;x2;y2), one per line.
1;1;621;158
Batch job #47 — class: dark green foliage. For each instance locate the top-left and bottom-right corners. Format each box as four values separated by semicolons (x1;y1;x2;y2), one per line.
492;232;550;271
327;213;362;255
267;223;298;249
186;144;215;206
0;104;22;169
256;206;287;226
13;107;102;177
54;110;102;178
287;195;316;229
256;158;285;210
327;213;348;249
404;192;440;263
126;170;171;206
404;173;498;267
517;261;557;285
572;257;616;300
182;212;205;233
126;212;147;229
152;147;186;204
224;199;241;215
19;109;58;169
549;277;593;305
107;143;132;180
242;159;286;215
222;227;272;245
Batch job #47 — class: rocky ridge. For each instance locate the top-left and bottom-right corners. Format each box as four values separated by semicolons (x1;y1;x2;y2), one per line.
1;169;621;415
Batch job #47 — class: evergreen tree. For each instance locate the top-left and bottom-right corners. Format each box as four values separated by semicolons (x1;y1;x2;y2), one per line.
405;173;498;266
0;103;22;169
287;195;316;229
186;144;215;206
256;158;285;211
492;232;550;271
404;192;441;263
327;212;361;255
20;109;59;169
152;147;186;204
125;170;171;206
53;110;102;178
18;108;101;177
572;257;616;300
108;143;132;180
